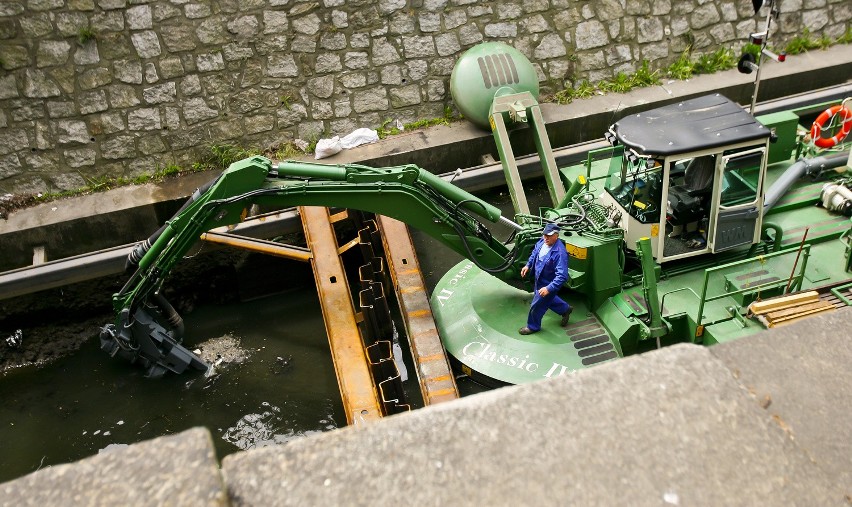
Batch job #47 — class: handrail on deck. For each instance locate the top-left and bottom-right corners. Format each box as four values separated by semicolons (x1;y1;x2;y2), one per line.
695;245;812;326
830;282;852;306
659;286;701;319
584;145;622;182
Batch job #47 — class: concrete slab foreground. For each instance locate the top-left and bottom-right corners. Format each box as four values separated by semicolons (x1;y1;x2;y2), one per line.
0;428;226;507
711;310;852;494
222;339;847;506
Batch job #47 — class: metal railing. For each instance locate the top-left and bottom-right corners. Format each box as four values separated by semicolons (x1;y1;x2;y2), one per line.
695;245;811;326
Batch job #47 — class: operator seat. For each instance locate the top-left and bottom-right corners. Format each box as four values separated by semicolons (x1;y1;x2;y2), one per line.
668;156;715;226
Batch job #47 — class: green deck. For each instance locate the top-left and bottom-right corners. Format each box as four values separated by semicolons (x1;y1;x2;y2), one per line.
434;261;620;385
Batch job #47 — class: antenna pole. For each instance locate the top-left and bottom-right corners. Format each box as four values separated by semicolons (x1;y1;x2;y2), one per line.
749;2;775;114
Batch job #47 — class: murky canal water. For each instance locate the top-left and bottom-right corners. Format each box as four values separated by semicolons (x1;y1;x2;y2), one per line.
0;288;344;483
0;179;550;483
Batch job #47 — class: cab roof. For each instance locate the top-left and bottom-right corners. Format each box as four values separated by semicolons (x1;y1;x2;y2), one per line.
609;94;770;157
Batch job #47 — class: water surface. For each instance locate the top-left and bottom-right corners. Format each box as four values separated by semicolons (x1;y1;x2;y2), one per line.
0;287;344;483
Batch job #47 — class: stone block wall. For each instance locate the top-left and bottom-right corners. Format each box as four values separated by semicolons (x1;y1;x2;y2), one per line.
0;0;848;194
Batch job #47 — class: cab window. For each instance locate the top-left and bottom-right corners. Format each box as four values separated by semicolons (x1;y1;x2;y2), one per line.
606;156;662;224
720;149;763;208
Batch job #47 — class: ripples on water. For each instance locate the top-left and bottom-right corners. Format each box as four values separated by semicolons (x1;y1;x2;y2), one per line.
0;183;539;483
221;400;339;450
0;288;345;483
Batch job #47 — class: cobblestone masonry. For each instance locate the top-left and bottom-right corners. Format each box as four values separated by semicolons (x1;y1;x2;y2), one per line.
0;0;849;194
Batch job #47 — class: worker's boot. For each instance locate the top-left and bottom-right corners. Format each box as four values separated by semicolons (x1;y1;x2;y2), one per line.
560;308;572;327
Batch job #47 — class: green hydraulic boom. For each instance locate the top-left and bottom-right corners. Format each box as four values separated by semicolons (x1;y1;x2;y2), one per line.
101;156;555;377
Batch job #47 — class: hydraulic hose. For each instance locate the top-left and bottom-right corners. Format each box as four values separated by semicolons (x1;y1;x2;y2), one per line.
450;220;519;273
152;292;184;343
417;169;503;223
126;176;220;269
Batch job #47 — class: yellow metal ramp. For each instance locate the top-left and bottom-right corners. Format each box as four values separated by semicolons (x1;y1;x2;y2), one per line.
300;206;382;424
378;216;459;405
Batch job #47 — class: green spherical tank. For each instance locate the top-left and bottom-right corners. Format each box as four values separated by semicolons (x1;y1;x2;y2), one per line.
450;42;540;130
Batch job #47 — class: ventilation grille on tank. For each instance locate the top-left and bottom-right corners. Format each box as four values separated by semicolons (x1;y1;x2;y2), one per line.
476;53;520;89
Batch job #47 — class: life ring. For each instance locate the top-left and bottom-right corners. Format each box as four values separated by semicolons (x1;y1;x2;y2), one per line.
810;105;852;149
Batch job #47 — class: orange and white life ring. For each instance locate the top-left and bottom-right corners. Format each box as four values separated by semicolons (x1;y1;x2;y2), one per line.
810;105;852;149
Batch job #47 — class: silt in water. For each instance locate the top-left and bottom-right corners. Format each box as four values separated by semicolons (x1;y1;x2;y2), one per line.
0;287;344;483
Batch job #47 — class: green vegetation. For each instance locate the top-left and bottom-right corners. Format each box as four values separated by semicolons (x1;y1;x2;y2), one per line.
693;47;737;74
305;136;320;154
22;141;311;206
7;108;470;210
666;50;696;80
268;141;304;160
785;28;832;54
34;162;196;203
742;43;762;61
77;27;96;46
376;107;460;138
551;26;851;106
553;80;596;103
9;24;851;212
553;60;659;104
203;143;261;169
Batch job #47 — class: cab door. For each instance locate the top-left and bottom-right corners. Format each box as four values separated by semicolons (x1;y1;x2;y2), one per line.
708;147;766;252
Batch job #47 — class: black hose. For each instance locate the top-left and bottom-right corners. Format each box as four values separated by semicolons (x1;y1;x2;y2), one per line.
453;198;496;242
152;292;185;343
126;176;220;268
450;220;519;273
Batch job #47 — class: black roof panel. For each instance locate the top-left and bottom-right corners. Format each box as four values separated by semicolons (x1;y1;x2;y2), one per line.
610;94;770;156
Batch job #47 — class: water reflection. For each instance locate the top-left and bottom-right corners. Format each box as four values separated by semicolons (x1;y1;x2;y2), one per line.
0;182;547;483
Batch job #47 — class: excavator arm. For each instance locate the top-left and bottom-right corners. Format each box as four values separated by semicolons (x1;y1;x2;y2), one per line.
101;156;535;377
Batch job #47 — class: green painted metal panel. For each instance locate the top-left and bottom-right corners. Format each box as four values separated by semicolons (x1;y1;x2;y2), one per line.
449;42;539;130
756;110;798;165
433;261;621;385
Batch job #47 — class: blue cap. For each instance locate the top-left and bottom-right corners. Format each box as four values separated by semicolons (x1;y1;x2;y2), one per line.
543;223;560;236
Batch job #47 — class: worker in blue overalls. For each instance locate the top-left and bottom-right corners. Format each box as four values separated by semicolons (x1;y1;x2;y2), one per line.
519;222;571;335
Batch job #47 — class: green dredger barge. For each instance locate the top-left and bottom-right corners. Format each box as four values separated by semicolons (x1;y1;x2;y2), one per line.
434;94;852;385
101;89;852;386
102;43;852;388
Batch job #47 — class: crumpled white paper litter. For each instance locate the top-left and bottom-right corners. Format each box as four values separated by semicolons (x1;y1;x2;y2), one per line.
314;128;379;160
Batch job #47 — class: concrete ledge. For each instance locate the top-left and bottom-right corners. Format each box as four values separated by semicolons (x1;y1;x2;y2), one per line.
0;171;215;272
221;312;851;506
539;43;852;151
711;311;852;490
0;427;226;507
2;44;850;271
335;44;852;171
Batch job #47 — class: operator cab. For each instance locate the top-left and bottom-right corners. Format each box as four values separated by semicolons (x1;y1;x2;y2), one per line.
598;94;772;262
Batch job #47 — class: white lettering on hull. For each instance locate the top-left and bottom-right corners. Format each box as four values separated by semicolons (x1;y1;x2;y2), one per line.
436;288;453;307
436;262;475;307
461;342;578;380
446;262;580;381
461;341;539;373
543;362;572;378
